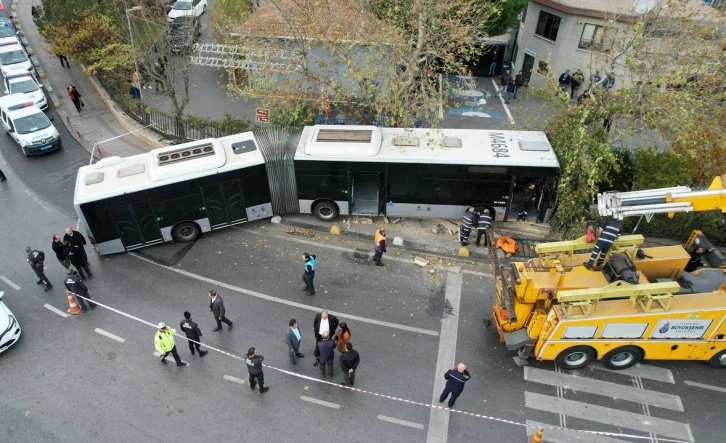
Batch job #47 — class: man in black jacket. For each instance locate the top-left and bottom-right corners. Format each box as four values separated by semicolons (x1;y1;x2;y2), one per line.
439;362;471;408
64;268;96;312
209;289;233;331
516;183;537;221
64;227;88;264
317;332;335;378
65;241;92;280
180;311;208;357
245;347;268;392
313;310;339;365
339;342;360;386
25;246;52;291
51;234;69;268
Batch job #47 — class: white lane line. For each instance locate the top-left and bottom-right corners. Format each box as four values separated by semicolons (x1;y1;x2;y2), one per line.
525;367;683;411
378;414;425;430
426;272;463;443
589;362;675;384
223;375;248;385
684;380;726;394
300;396;340;409
525;420;634;443
94;328;125;343
0;276;21;290
44;303;69;318
490;77;515;125
131;252;440;337
525;392;694;442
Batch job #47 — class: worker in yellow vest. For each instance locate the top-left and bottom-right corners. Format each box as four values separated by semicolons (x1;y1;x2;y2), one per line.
154;323;187;367
373;228;387;267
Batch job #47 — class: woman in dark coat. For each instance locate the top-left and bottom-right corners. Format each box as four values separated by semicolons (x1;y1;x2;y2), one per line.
67;85;82;113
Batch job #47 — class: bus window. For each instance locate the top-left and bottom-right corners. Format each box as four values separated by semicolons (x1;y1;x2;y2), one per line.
419;174;460;199
388;173;417;197
80;202;118;243
241;165;271;206
460;180;510;201
153;194;204;225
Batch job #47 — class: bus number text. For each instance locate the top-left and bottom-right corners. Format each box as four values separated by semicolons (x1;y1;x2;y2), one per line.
489;132;510;158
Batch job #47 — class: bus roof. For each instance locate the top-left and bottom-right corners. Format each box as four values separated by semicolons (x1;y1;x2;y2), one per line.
296;125;560;169
74;132;265;204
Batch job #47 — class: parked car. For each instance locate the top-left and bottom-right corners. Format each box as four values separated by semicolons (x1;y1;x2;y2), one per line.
167;0;207;22
0;291;21;354
0;20;21;47
0;42;34;78
167;16;201;54
4;73;47;110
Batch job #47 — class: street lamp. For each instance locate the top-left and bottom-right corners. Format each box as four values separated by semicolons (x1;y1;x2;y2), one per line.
126;6;143;101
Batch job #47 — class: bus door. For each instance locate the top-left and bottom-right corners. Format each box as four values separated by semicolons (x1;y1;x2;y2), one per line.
201;180;247;228
350;172;380;216
108;201;163;249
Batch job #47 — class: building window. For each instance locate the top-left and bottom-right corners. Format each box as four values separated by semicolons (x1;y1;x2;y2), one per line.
578;24;617;51
535;11;561;41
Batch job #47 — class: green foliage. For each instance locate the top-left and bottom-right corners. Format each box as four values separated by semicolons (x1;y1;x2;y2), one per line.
267;101;316;129
597;149;634;192
632;148;693;190
184;113;252;136
624;212;726;245
210;0;253;36
485;0;529;36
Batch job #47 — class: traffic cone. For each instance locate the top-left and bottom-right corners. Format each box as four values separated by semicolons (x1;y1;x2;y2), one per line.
529;427;544;443
66;291;82;315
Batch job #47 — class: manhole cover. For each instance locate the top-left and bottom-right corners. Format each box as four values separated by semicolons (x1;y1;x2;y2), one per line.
44;159;89;184
44;172;64;184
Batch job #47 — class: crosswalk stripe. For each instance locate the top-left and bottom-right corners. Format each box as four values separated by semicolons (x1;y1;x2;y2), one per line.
525;420;635;443
588;362;675;384
525;367;683;411
525;392;694;442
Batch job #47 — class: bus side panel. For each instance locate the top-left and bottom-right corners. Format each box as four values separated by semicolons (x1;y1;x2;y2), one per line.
78;201;126;255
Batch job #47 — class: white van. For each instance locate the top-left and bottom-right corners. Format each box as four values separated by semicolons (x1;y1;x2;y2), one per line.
4;72;47;110
0;291;21;354
0;94;60;156
0;41;33;78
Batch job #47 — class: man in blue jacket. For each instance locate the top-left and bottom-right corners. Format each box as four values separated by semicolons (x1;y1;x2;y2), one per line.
439;362;471;408
302;252;316;295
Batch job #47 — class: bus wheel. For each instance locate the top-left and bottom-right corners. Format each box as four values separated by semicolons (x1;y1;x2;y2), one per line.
173;222;201;242
707;350;726;368
602;346;643;370
313;201;338;221
556;346;596;370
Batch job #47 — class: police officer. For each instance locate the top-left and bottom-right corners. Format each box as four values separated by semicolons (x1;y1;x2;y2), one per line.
302;252;316;295
25;246;52;291
439;362;471;408
475;209;493;247
517;183;537;221
154;323;187;367
180;311;208;357
584;219;623;269
373;228;387;266
245;347;269;392
460;207;475;246
63;268;96;312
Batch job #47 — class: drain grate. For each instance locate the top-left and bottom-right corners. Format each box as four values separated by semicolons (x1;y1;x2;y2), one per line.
44;159;89;184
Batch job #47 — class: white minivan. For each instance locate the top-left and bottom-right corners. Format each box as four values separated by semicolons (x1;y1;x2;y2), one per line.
0;291;21;354
0;94;61;156
0;41;34;78
4;72;47;110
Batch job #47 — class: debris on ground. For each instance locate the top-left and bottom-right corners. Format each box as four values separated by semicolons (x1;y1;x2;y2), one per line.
285;227;315;237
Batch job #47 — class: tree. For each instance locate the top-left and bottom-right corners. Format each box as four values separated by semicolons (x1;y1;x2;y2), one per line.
484;0;529;36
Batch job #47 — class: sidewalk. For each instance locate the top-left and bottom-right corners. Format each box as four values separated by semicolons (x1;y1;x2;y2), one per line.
13;0;165;158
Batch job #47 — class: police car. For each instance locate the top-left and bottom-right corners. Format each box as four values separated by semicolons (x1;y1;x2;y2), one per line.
0;94;60;156
4;73;47;110
0;291;21;354
0;19;21;47
0;41;34;78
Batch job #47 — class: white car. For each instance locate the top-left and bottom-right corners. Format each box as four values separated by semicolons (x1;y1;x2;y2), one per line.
0;42;34;78
0;291;21;354
167;0;207;22
4;73;47;110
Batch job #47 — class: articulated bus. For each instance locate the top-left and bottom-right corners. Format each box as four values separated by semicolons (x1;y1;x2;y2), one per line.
74;125;560;254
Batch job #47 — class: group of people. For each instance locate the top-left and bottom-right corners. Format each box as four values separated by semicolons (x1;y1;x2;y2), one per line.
498;69;524;103
128;58;169;100
559;69;617;102
459;207;493;247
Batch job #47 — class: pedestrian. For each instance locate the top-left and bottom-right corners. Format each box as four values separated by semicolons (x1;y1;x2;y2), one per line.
602;72;616;92
498;69;511;97
65;241;92;280
460;206;474;246
154;57;166;92
285;319;304;364
488;51;497;76
571;69;585;99
584;219;623;270
180;311;208;357
67;85;83;113
516;183;537;221
504;76;516;104
64;268;96;312
317;331;335;378
302;252;316;295
513;71;523;99
51;234;70;268
372;227;387;267
63;227;88;264
439;363;471;408
58;54;70;69
339;342;360;386
127;80;140;100
245;347;269;392
154;323;187;367
558;70;572;93
313;310;339;365
25;246;52;291
208;289;233;331
475;209;493;247
0;169;5;182
336;322;351;353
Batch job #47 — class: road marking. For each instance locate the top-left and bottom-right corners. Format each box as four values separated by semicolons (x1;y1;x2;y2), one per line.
684;380;726;394
525;367;683;411
300;396;340;409
0;276;20;290
44;303;69;318
525;392;694;442
490;77;515;125
426;272;463;443
378;414;425;430
223;375;248;385
131;252;440;337
525;420;635;443
589;362;675;384
94;328;125;343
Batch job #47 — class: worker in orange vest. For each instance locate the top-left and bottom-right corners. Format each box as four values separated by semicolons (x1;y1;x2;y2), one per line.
373;228;387;267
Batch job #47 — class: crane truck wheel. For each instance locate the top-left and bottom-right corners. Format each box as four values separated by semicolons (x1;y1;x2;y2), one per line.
556;346;596;370
602;346;643;370
707;350;726;368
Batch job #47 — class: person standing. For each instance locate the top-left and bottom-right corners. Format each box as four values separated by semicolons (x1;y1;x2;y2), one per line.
154;57;166;92
571;69;585;99
180;311;208;357
63;268;96;312
488;51;497;76
65;241;92;280
336;322;351;354
208;290;233;331
67;85;83;113
286;319;304;364
372;228;387;267
313;310;339;365
154;323;187;367
558;70;572;93
245;347;269;392
63;227;88;264
516;183;537;221
511;71;523;100
58;54;70;69
25;246;52;291
584;219;623;269
498;69;511;97
475;209;493;247
460;207;475;246
339;342;360;386
302;252;316;295
439;363;471;408
317;332;335;378
52;234;70;268
591;70;602;86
